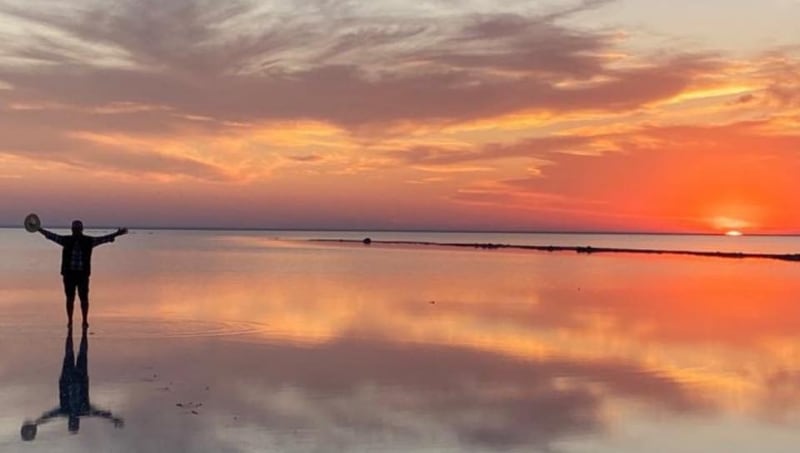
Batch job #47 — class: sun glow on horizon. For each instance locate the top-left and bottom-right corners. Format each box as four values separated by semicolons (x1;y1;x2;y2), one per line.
711;215;753;232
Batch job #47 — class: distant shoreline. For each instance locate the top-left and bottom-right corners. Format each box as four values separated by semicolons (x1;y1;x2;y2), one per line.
311;239;800;262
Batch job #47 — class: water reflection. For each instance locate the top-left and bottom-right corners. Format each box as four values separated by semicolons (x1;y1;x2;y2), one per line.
198;338;712;450
5;230;800;451
20;326;123;441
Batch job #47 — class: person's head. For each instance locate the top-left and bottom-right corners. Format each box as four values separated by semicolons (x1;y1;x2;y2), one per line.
20;421;37;441
68;416;80;434
71;220;84;236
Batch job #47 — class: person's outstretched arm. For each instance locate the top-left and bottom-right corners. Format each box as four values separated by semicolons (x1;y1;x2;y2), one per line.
34;407;64;425
38;228;66;246
91;228;128;247
88;407;124;428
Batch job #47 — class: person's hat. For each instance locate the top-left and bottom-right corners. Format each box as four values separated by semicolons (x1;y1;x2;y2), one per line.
20;422;37;441
24;213;41;233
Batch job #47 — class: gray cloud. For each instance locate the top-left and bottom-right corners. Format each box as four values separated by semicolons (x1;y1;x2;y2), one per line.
0;0;718;130
387;135;595;165
0;0;729;189
287;154;324;162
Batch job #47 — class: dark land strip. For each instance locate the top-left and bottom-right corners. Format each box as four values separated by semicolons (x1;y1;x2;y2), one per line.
310;239;800;262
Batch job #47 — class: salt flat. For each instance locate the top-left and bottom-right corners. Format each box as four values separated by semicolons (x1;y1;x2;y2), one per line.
2;229;800;452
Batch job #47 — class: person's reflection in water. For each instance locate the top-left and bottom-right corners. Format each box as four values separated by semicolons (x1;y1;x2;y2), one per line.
20;326;123;441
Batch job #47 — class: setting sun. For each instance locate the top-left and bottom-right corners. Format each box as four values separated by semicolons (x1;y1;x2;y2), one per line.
710;215;754;234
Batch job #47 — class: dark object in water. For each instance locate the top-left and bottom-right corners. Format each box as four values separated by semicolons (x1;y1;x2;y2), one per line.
363;237;372;245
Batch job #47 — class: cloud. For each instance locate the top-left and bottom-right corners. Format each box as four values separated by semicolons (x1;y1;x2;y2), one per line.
286;154;324;163
66;143;233;182
0;113;233;181
438;119;800;231
731;93;756;105
0;0;701;185
387;135;595;165
0;0;719;130
0;53;720;130
760;53;800;107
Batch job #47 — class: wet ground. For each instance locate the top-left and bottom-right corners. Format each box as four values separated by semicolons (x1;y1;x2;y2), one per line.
3;229;800;452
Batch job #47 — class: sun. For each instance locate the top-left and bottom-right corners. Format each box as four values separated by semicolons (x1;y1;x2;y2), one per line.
710;213;754;236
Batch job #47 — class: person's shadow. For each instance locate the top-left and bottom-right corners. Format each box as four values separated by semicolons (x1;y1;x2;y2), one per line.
21;326;124;440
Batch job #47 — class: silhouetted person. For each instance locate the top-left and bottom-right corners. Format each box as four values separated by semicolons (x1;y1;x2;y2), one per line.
38;220;128;327
21;326;123;441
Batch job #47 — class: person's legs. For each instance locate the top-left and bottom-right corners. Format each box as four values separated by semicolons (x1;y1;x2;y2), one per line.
62;275;77;326
60;329;75;410
77;275;90;328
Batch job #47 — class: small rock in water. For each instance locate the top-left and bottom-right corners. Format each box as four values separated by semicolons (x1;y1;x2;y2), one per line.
363;237;372;245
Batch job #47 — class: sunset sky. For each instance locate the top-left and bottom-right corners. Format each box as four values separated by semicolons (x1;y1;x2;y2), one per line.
1;0;799;232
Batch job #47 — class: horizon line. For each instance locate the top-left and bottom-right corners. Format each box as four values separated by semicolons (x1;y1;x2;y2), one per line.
3;225;800;237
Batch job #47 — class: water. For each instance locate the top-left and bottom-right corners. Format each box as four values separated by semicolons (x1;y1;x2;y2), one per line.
1;229;800;452
230;229;800;254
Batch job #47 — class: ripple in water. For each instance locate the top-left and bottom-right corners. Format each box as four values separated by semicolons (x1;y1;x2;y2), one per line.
0;313;271;340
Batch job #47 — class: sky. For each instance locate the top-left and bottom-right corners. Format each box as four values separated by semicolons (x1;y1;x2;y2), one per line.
0;0;798;232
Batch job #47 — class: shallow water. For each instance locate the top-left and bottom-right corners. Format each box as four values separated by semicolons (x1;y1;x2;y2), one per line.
2;229;800;452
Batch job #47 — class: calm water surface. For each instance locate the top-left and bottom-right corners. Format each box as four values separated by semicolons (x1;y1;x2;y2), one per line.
2;229;800;452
